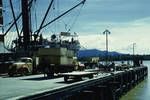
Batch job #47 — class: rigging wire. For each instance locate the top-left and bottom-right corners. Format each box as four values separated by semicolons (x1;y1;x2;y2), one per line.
9;0;20;37
17;0;22;35
4;0;34;36
4;26;17;50
35;0;54;38
53;0;61;34
29;0;32;34
53;0;56;34
3;0;28;50
3;0;19;9
3;0;20;28
2;0;13;32
34;0;38;31
56;0;60;33
58;1;84;33
3;0;19;50
67;4;84;32
34;0;86;34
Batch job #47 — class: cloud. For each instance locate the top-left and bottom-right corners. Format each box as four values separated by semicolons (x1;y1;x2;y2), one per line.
78;17;150;54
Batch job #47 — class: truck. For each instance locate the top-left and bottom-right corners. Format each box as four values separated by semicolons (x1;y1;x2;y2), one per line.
37;48;76;77
8;57;33;76
8;48;80;77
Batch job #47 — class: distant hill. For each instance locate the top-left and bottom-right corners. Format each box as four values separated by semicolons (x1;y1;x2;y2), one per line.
77;49;122;58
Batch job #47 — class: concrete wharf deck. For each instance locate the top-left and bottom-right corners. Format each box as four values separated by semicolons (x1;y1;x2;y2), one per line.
0;67;148;100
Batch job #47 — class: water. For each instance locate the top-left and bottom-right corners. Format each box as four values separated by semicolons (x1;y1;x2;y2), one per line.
121;61;150;100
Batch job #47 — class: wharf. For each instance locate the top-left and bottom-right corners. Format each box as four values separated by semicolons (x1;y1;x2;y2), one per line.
0;67;148;100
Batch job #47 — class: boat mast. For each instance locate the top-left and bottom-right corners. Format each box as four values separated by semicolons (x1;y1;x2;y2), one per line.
21;0;30;51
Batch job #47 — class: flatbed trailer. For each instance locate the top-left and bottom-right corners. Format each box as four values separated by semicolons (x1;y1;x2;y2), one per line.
58;71;98;82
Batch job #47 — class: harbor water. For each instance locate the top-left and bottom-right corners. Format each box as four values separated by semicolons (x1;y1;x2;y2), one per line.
121;61;150;100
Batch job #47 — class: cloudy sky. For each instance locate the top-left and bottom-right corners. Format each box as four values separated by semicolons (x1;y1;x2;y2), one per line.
1;0;150;54
72;0;150;54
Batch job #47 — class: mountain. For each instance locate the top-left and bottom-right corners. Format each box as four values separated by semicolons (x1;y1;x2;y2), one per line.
77;49;122;58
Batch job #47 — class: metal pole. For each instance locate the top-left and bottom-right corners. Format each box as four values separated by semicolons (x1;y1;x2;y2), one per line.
103;29;110;66
106;32;108;65
133;43;136;55
132;43;136;66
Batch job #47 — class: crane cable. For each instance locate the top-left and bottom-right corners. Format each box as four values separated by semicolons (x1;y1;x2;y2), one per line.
34;0;86;34
34;0;38;31
3;0;20;51
55;0;85;32
67;3;84;32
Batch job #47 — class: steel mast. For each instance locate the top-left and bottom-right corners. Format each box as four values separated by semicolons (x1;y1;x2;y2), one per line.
21;0;30;52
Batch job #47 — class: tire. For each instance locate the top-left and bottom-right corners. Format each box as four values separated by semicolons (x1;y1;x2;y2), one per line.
89;75;93;79
8;67;16;77
64;76;68;82
22;68;29;75
8;72;14;77
18;68;29;76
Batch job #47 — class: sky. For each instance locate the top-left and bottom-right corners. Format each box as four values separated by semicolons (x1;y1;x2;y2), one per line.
73;0;150;54
1;0;150;54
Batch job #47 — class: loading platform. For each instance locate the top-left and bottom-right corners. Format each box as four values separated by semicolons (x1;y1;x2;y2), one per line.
0;67;148;100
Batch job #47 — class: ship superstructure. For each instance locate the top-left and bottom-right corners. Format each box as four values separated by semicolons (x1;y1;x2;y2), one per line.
0;0;86;56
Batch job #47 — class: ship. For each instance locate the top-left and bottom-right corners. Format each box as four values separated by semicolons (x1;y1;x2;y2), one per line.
0;0;86;76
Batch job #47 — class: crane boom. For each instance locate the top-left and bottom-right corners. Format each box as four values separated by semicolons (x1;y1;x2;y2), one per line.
34;0;86;36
